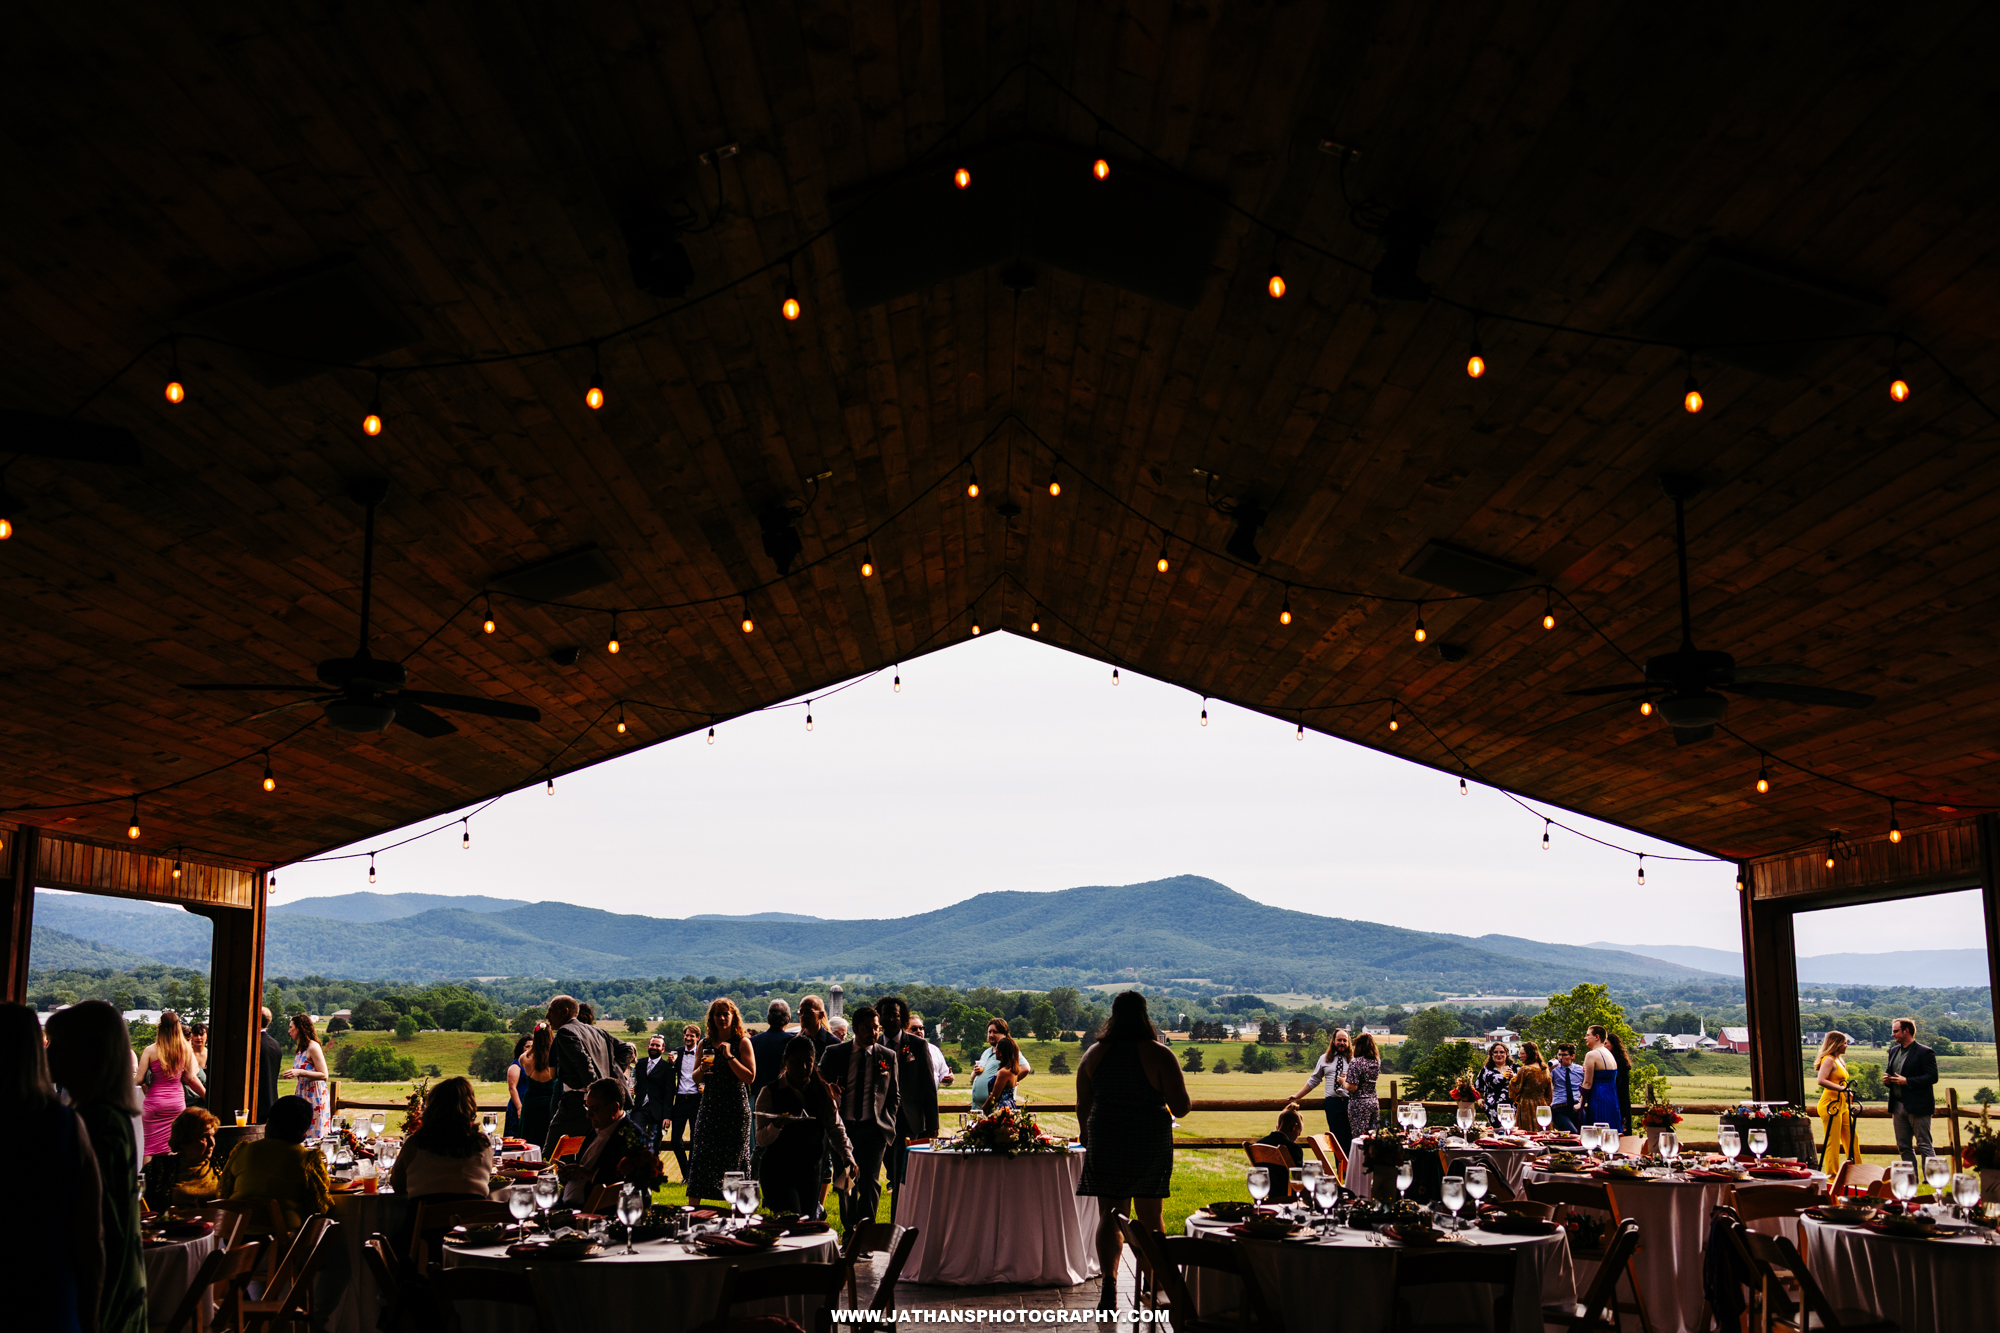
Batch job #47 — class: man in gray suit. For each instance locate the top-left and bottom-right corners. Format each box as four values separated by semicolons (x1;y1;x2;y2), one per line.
1883;1017;1940;1163
818;1004;900;1239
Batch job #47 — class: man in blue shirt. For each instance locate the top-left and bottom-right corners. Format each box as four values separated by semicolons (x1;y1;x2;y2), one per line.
1548;1043;1585;1132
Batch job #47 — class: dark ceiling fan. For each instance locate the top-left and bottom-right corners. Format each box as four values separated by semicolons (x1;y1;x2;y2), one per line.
182;479;542;737
1561;472;1875;745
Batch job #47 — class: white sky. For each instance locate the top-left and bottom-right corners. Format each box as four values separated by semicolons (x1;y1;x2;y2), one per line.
270;632;1979;955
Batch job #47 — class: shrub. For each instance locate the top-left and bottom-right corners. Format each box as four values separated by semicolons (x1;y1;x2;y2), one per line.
394;1015;419;1041
343;1044;421;1082
625;1012;648;1034
1181;1047;1204;1073
327;1014;351;1033
1048;1051;1071;1075
1976;1087;1997;1105
468;1033;518;1082
1846;1060;1885;1101
1212;1058;1229;1074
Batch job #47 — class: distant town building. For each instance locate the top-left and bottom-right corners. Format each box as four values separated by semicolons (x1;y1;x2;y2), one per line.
1361;1025;1392;1038
1716;1026;1752;1053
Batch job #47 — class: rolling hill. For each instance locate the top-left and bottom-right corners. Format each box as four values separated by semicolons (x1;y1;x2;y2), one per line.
1591;941;1992;989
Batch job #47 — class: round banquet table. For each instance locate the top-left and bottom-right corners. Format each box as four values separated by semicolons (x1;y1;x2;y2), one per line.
143;1228;220;1327
1799;1215;2000;1333
1523;1166;1823;1333
1345;1138;1541;1201
897;1144;1101;1286
1184;1213;1573;1331
445;1229;840;1333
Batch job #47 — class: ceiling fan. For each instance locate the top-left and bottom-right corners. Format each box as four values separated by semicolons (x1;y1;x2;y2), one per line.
1561;472;1875;745
182;479;542;737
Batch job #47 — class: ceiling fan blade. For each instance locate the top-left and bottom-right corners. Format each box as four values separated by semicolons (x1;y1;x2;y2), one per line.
1529;695;1649;739
392;699;459;738
397;690;542;724
244;696;336;722
1721;681;1876;709
1672;724;1715;746
183;682;323;693
1562;683;1652;697
1728;663;1815;683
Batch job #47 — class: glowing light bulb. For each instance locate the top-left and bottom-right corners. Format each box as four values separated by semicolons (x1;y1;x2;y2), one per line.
172;859;182;879
1890;376;1909;402
608;636;620;654
741;616;755;634
1542;610;1556;630
1637;856;1646;887
1889;819;1902;844
971;623;980;635
1267;268;1286;299
893;672;901;692
1824;853;1836;870
1048;473;1061;497
805;706;814;731
128;821;141;840
1200;703;1208;727
1093;157;1110;180
1280;605;1292;626
1683;371;1703;414
1388;713;1399;732
1413;618;1426;644
1541;822;1551;852
1640;700;1653;717
953;166;970;189
861;559;874;578
781;279;801;322
363;396;384;435
1756;762;1771;795
1030;618;1040;633
1460;777;1468;797
586;377;605;410
0;518;11;540
966;476;980;499
1296;721;1304;740
707;726;716;744
1466;341;1485;378
1156;551;1170;574
616;715;627;734
368;856;377;884
546;777;555;795
165;379;185;404
262;759;276;793
1112;668;1120;686
462;823;470;850
483;615;496;634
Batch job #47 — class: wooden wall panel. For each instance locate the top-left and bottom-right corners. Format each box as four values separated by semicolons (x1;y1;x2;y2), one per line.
1750;820;1983;909
31;833;260;911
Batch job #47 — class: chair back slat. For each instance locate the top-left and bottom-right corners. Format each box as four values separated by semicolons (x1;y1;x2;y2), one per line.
870;1227;920;1311
1305;1131;1347;1179
1574;1219;1642;1326
408;1198;512;1275
1394;1248;1518;1333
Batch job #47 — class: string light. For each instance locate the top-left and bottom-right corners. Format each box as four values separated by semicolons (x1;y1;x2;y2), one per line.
1030;613;1041;633
1112;667;1120;686
127;799;141;841
781;276;801;322
954;165;971;189
368;854;377;884
607;612;620;654
1387;704;1399;733
966;473;980;499
1466;327;1485;379
546;776;555;796
893;666;901;693
1156;545;1170;575
262;751;276;793
165;337;185;404
268;874;277;891
1200;698;1208;727
1636;854;1646;887
1682;354;1703;414
1413;603;1427;643
482;596;496;635
1048;470;1061;498
1267;263;1286;299
861;549;875;578
1824;838;1837;871
805;701;814;731
1093;156;1110;180
1460;776;1469;797
615;706;627;735
741;600;755;634
461;819;470;850
1541;592;1555;631
363;374;384;436
1640;699;1654;717
969;622;980;634
1279;587;1292;626
1541;820;1551;852
1755;756;1771;795
1888;801;1902;844
0;517;10;541
585;343;605;410
1889;338;1910;402
1296;714;1304;741
172;854;182;880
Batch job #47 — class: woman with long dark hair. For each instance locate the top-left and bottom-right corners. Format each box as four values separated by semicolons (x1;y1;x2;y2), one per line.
1474;1041;1516;1116
1076;992;1190;1312
277;1013;329;1138
1345;1032;1383;1136
686;998;756;1206
1510;1040;1553;1130
754;1035;854;1217
391;1077;493;1202
983;1037;1023;1110
1605;1030;1633;1132
516;1022;558;1147
4;1001;105;1333
46;1000;147;1333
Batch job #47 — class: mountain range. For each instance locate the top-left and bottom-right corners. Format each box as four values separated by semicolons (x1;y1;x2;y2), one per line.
30;880;1986;993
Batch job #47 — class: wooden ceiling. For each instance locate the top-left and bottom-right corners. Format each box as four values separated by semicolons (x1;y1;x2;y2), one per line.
6;2;2000;871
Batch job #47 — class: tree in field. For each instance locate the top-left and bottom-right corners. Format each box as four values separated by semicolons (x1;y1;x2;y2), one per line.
1182;1046;1204;1073
1975;1087;1996;1105
1846;1061;1885;1101
1212;1057;1229;1074
1401;1007;1462;1069
1257;1019;1283;1046
468;1033;517;1081
1047;1050;1071;1075
344;1044;421;1082
1526;984;1666;1102
625;1011;648;1033
1661;1010;1703;1035
1031;1000;1061;1042
1407;1039;1482;1101
394;1014;419;1041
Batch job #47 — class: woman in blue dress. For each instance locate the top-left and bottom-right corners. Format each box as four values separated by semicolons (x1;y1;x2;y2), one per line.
1581;1025;1623;1132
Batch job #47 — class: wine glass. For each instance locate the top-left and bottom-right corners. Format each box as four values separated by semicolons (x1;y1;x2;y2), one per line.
1395;1160;1414;1200
1313;1174;1340;1229
1497;1105;1517;1136
732;1178;761;1230
533;1174;559;1229
1246;1167;1271;1208
509;1185;536;1244
1440;1174;1466;1228
1719;1127;1741;1166
1924;1155;1952;1212
1456;1102;1476;1136
371;1111;387;1138
1748;1128;1769;1164
1299;1160;1322;1202
617;1183;648;1254
1954;1173;1981;1218
1659;1132;1680;1178
481;1112;498;1139
1889;1162;1918;1205
719;1178;741;1227
354;1116;372;1143
1537;1105;1552;1132
1466;1164;1490;1212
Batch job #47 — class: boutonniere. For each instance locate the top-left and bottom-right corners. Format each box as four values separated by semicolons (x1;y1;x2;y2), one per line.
876;1057;893;1076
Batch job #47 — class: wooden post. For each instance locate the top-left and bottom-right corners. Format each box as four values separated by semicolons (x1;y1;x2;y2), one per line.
1978;815;2000;1089
0;827;37;1005
1949;1087;1962;1166
187;893;267;1124
1740;862;1806;1106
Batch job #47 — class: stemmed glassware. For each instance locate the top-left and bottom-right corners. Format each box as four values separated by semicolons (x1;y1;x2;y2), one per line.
1440;1174;1466;1229
1748;1128;1769;1164
1246;1167;1272;1210
1719;1127;1741;1167
371;1111;387;1139
1953;1173;1981;1219
720;1174;743;1229
1395;1160;1414;1200
1456;1101;1476;1136
1658;1132;1680;1179
1497;1105;1517;1136
508;1185;537;1244
1924;1156;1952;1214
1465;1164;1490;1214
617;1183;648;1254
732;1178;761;1231
1313;1174;1340;1232
1298;1160;1322;1219
1536;1106;1552;1132
1889;1162;1918;1206
533;1175;560;1231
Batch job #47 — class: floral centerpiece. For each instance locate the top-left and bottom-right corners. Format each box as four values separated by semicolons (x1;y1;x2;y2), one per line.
401;1076;430;1135
617;1149;665;1188
1448;1076;1481;1104
949;1107;1064;1156
1640;1102;1682;1130
1963;1105;2000;1202
336;1121;378;1160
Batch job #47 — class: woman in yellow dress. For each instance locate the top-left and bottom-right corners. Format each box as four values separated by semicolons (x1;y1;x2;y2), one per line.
1813;1031;1853;1177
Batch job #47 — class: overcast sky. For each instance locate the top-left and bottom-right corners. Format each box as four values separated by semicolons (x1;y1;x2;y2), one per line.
271;632;1981;956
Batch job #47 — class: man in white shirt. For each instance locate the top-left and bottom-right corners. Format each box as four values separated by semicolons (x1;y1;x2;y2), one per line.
907;1012;953;1087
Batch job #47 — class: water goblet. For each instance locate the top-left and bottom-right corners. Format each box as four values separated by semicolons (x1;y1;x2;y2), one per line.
617;1183;648;1254
1299;1160;1322;1200
1748;1128;1768;1163
481;1112;498;1139
371;1111;387;1138
1440;1174;1466;1228
1953;1173;1981;1218
354;1117;372;1142
1497;1105;1517;1136
1465;1164;1490;1211
533;1175;560;1230
1246;1167;1272;1207
1395;1161;1414;1200
1536;1106;1552;1132
1889;1162;1918;1205
1314;1174;1340;1230
732;1178;761;1230
1456;1102;1476;1136
1924;1155;1952;1210
508;1184;537;1244
1659;1132;1680;1178
1719;1127;1741;1165
719;1179;741;1227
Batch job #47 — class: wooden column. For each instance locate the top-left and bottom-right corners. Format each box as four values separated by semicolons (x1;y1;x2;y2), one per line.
1979;814;2000;1085
1740;860;1805;1106
187;893;267;1123
1;827;37;1005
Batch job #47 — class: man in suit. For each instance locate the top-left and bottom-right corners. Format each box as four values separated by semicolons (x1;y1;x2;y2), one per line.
544;995;615;1158
818;1004;900;1239
748;1002;795;1177
631;1033;678;1153
557;1078;652;1206
255;1006;283;1124
1883;1016;1939;1162
874;996;938;1220
662;1023;705;1178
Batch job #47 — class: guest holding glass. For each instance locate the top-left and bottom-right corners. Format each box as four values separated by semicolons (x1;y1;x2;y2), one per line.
3;1000;105;1333
1290;1028;1353;1146
755;1036;855;1218
1549;1043;1584;1132
46;1000;146;1333
1474;1042;1515;1117
660;1023;704;1178
1345;1032;1383;1137
390;1077;494;1204
218;1095;331;1236
1077;992;1189;1313
685;998;756;1206
1509;1041;1553;1131
1813;1031;1855;1175
276;1012;329;1139
503;1033;533;1138
142;1108;222;1211
137;1009;205;1159
1255;1106;1306;1195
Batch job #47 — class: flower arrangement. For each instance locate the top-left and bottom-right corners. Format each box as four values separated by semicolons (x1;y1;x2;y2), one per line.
1361;1129;1406;1170
617;1151;665;1187
1963;1105;2000;1171
951;1108;1064;1156
401;1076;430;1135
1640;1103;1682;1130
1732;1102;1806;1120
1448;1076;1481;1103
336;1122;378;1159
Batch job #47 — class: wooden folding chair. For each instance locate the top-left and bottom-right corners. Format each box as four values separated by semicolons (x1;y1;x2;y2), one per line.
407;1198;511;1276
1528;1180;1654;1333
1728;1184;1827;1229
241;1218;339;1332
1305;1131;1347;1181
1392;1246;1517;1333
1487;1198;1555;1222
159;1239;261;1333
710;1260;846;1333
203;1202;248;1253
868;1226;919;1314
1243;1140;1302;1197
1117;1213;1276;1333
839;1221;902;1308
1767;1234;1898;1333
549;1134;585;1161
1830;1161;1889;1200
1543;1218;1642;1331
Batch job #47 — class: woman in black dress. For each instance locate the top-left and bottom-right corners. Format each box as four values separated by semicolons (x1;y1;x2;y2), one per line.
1076;991;1190;1311
685;997;756;1206
754;1036;854;1217
517;1022;558;1148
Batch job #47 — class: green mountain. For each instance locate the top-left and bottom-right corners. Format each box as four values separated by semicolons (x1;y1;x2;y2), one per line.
269;892;528;922
29;925;166;972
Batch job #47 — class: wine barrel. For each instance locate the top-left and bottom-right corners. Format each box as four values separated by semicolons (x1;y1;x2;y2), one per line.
1722;1113;1816;1163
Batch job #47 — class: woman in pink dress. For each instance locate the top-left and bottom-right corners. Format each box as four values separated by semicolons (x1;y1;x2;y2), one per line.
276;1013;330;1139
137;1010;204;1158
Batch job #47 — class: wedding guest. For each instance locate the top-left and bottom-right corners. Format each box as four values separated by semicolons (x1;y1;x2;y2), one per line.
828;1015;850;1042
185;1023;209;1110
1580;1027;1621;1131
217;1094;330;1236
2;1001;104;1333
255;1007;283;1124
1344;1033;1383;1137
1077;992;1189;1313
1884;1017;1939;1163
558;1078;649;1206
142;1108;221;1210
983;1037;1023;1110
46;1000;145;1333
970;1018;1033;1107
503;1034;533;1138
661;1023;704;1177
877;996;938;1218
543;995;614;1157
818;1004;900;1239
137;1010;205;1159
1605;1030;1634;1131
798;996;839;1056
1291;1028;1353;1145
755;1036;855;1218
686;998;756;1206
1254;1106;1306;1194
517;1022;558;1149
750;1003;794;1104
1510;1041;1553;1130
276;1013;329;1139
1549;1044;1584;1132
1474;1042;1515;1116
612;1037;638;1105
390;1077;493;1203
1814;1031;1855;1175
632;1033;676;1153
907;1013;953;1087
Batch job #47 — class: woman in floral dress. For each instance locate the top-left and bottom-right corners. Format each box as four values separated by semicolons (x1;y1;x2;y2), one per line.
685;998;755;1206
1475;1042;1517;1116
277;1013;329;1139
1344;1032;1383;1137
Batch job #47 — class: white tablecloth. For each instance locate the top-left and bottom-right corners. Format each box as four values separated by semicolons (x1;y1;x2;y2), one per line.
143;1230;220;1328
1800;1216;2000;1333
1184;1214;1572;1331
445;1231;839;1333
898;1145;1101;1286
328;1191;408;1333
1343;1139;1539;1200
1525;1168;1821;1333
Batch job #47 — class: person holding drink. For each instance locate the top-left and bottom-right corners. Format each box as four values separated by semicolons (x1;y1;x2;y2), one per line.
1813;1031;1856;1175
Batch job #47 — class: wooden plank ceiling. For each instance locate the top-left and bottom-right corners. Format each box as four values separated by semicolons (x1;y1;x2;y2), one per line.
5;1;2000;871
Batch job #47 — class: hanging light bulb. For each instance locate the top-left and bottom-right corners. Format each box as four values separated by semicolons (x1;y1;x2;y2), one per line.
1541;820;1551;852
893;666;901;693
262;751;276;793
1200;699;1208;727
615;707;627;735
1267;264;1286;299
1889;338;1910;402
1466;337;1485;379
781;276;801;322
741;610;755;634
127;799;141;841
607;612;620;654
1756;757;1771;795
1112;668;1120;686
970;622;980;635
482;596;497;635
707;725;716;744
165;338;185;404
172;856;182;880
1636;855;1646;887
368;854;377;884
462;820;471;850
966;473;980;499
363;374;385;436
585;373;605;411
1156;547;1170;574
953;165;971;189
0;517;11;541
1387;705;1399;733
1888;802;1902;844
1093;156;1110;180
1280;588;1292;626
1030;615;1041;633
805;701;814;732
1296;718;1305;741
1413;604;1427;643
1682;354;1703;414
546;776;555;795
1824;841;1837;871
1048;471;1061;498
861;554;874;578
1460;776;1469;797
1542;592;1556;631
1640;699;1653;717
